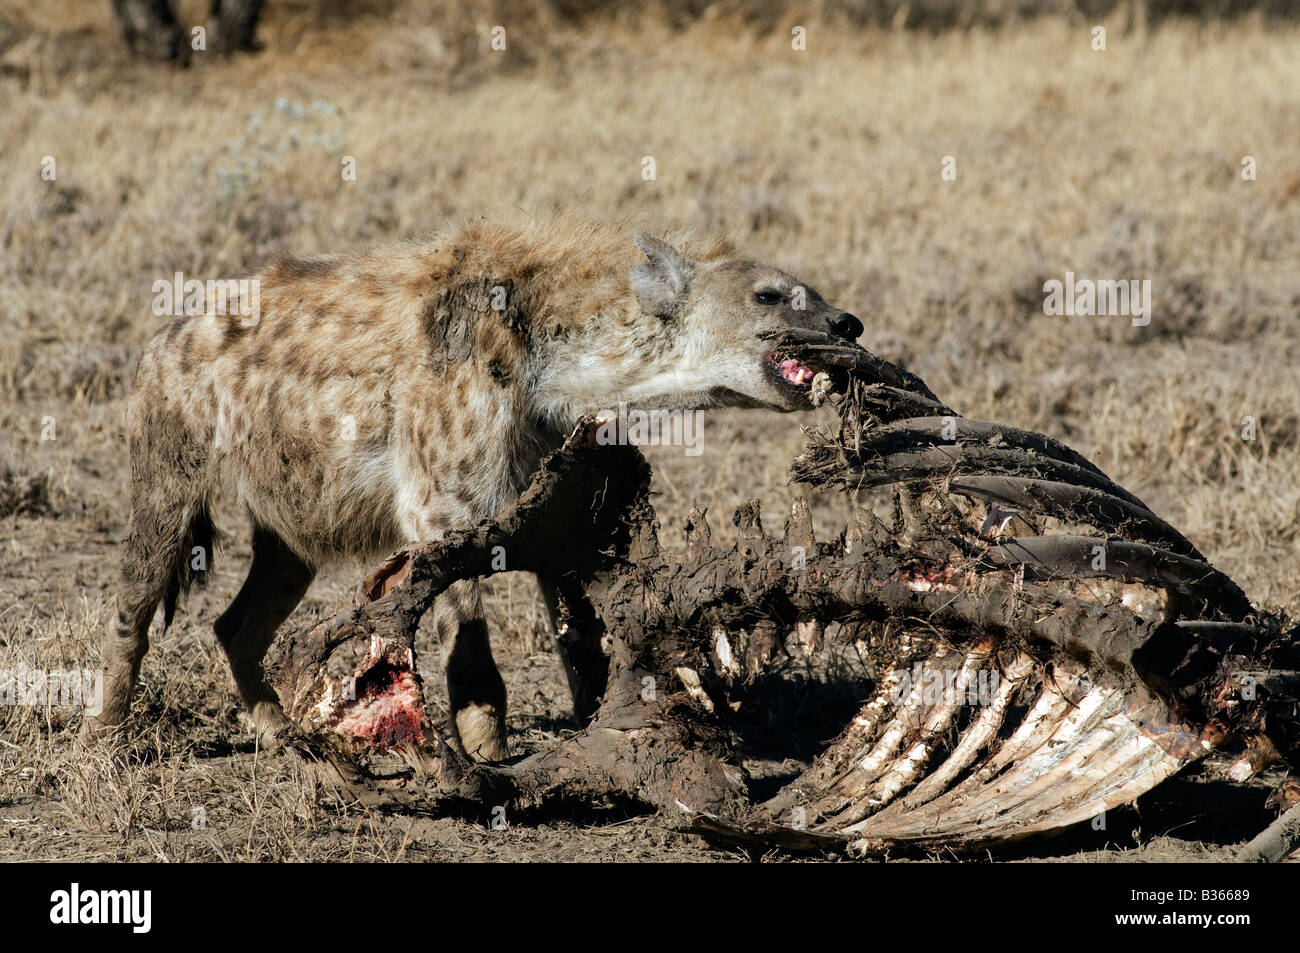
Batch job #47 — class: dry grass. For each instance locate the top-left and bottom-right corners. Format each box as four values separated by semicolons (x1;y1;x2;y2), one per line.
0;2;1297;860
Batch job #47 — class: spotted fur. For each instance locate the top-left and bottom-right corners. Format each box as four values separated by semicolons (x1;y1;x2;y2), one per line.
91;215;862;759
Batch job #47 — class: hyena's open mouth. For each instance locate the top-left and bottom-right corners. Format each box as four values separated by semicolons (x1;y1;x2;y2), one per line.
766;351;817;390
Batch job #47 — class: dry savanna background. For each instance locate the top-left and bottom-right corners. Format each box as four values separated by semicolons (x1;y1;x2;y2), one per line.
1;0;1298;862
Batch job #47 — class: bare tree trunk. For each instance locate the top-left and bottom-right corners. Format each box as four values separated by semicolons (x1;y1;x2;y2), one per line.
110;0;183;61
208;0;264;53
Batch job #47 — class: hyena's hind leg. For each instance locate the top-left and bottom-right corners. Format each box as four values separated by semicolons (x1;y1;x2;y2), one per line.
213;526;315;746
435;579;508;762
90;498;214;733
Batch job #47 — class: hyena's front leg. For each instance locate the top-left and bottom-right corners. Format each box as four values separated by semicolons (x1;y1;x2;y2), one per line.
435;578;509;761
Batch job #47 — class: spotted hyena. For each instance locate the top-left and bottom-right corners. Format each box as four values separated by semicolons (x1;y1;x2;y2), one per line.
91;217;863;760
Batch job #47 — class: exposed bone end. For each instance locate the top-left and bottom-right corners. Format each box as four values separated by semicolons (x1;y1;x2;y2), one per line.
784;495;815;549
1226;761;1253;784
675;666;715;713
794;619;823;657
712;625;741;680
1226;736;1281;782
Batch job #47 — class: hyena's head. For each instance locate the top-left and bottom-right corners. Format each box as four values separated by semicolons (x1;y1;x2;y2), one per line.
617;232;863;412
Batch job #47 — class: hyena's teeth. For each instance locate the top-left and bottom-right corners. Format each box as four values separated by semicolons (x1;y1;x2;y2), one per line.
777;357;815;386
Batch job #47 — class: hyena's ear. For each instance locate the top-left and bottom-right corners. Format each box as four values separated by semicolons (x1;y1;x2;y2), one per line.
631;231;695;317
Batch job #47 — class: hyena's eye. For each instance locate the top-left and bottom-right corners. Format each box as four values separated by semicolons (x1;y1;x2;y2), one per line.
754;290;783;305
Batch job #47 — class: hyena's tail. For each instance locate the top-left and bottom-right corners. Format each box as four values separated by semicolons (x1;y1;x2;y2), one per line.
162;504;219;629
121;338;222;633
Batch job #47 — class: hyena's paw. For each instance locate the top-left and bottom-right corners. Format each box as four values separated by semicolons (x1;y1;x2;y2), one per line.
454;703;509;762
242;701;296;754
79;713;127;747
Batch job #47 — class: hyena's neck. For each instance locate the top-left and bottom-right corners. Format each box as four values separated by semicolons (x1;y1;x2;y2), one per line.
527;290;731;430
406;220;732;432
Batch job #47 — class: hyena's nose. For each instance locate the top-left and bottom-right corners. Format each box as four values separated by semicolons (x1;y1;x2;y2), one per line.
828;312;863;341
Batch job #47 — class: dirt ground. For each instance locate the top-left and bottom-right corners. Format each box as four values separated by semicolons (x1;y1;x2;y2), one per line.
1;2;1297;861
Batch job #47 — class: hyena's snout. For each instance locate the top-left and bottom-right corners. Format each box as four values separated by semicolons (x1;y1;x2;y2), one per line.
826;310;863;341
764;305;863;398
